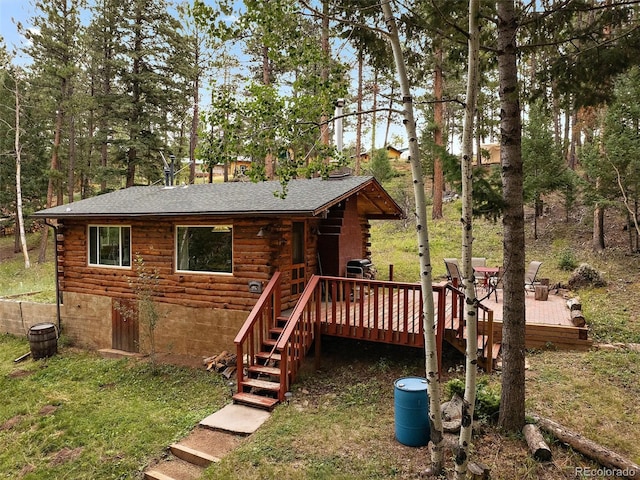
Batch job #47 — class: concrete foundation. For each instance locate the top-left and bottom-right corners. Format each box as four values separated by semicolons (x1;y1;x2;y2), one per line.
0;293;248;359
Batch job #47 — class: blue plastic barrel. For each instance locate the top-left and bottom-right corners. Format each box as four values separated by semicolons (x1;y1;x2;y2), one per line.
394;377;430;447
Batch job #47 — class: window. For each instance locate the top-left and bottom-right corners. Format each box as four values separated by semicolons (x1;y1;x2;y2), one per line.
176;225;232;274
88;226;131;267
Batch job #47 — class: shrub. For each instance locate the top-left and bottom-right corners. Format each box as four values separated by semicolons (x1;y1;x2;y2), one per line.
444;377;501;422
557;249;578;271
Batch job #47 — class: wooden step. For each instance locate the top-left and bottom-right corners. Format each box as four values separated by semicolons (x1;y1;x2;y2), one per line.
488;342;501;359
255;351;281;363
232;392;279;410
169;443;219;467
269;327;283;337
242;378;281;392
248;365;281;377
262;338;277;348
144;457;203;480
477;336;500;358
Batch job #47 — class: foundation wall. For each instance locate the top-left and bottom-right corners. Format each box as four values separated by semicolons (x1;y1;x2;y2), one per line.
0;293;248;358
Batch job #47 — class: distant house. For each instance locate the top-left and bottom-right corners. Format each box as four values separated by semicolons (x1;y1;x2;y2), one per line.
32;175;404;358
193;158;252;180
353;145;407;165
385;145;406;160
479;143;501;165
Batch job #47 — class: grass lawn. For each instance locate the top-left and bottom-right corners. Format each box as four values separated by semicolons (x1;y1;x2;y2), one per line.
0;335;229;479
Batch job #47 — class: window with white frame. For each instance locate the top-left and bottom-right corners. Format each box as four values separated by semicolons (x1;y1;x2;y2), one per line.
88;225;131;267
176;225;233;274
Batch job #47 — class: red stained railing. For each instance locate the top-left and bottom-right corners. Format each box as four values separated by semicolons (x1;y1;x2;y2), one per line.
234;271;282;392
236;272;495;403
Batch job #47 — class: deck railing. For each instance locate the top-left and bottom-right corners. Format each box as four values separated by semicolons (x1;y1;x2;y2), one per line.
234;271;282;392
275;275;321;399
235;272;495;403
439;282;495;373
314;275;425;346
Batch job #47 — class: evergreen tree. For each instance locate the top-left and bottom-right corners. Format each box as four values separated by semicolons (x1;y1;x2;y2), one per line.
602;67;640;252
522;99;567;239
117;0;191;187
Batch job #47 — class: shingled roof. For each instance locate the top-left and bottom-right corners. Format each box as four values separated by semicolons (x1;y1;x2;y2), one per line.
32;175;404;220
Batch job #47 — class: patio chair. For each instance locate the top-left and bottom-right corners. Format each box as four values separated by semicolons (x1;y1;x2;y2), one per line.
472;257;487;286
444;258;461;287
524;261;543;294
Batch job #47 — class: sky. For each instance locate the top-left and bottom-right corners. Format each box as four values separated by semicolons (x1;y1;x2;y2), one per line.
0;0;33;60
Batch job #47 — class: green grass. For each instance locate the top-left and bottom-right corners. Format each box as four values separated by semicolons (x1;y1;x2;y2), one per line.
0;334;229;479
0;233;57;302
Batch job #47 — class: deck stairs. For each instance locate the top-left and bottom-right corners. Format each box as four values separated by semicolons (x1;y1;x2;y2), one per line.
445;316;501;369
233;273;500;410
232;314;288;411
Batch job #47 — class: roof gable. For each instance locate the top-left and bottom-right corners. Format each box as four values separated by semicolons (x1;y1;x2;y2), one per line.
33;176;404;220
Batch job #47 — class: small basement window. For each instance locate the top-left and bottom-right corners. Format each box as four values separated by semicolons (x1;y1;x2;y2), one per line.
88;225;131;267
176;225;233;274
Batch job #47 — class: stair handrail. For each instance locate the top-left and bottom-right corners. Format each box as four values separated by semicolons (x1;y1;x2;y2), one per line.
234;271;282;392
476;301;495;373
442;281;495;372
274;275;321;399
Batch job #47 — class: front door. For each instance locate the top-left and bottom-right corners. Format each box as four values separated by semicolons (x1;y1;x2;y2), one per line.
291;221;306;298
112;299;139;353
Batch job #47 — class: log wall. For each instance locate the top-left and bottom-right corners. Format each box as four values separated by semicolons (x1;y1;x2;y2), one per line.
57;216;313;311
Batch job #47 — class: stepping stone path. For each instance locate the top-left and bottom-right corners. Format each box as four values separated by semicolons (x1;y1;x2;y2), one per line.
144;404;271;480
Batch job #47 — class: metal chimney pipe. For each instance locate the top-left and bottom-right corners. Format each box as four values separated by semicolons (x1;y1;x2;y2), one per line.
169;155;176;186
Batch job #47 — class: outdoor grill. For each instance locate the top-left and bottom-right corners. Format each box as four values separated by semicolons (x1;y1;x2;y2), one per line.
346;259;376;279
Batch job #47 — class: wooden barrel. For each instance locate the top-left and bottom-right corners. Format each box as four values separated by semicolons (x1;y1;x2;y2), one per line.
28;323;58;360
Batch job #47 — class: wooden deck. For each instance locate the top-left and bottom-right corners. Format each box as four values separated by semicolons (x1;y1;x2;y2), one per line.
233;274;591;409
315;278;591;351
476;286;592;350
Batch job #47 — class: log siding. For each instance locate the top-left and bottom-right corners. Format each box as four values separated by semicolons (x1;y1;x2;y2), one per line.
58;217;311;311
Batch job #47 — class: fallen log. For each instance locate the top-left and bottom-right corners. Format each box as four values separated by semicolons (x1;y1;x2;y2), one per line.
570;309;586;327
531;414;640;479
522;423;552;462
567;297;582;311
467;461;491;480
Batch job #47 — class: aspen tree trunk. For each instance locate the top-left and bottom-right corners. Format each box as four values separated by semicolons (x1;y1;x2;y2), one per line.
432;45;444;220
380;1;443;474
14;81;30;269
455;0;480;478
371;70;378;151
384;83;394;146
355;49;363;175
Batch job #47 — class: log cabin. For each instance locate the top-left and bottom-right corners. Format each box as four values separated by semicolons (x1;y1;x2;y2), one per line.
32;174;405;359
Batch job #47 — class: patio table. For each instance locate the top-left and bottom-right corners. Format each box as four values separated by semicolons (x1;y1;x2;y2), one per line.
474;266;500;301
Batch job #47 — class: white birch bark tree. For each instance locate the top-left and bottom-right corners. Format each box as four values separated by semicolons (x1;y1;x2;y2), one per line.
379;1;443;474
13;77;30;269
455;0;480;477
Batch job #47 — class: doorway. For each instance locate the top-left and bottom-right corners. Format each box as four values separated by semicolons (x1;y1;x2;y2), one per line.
111;298;139;353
